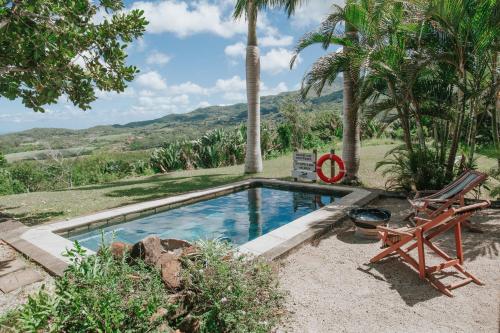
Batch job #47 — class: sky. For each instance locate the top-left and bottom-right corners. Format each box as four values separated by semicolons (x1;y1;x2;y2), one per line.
0;0;343;134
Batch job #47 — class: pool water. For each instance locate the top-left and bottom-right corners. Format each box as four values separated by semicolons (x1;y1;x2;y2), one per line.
69;186;343;251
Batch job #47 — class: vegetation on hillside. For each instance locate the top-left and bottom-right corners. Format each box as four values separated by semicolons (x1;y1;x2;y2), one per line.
0;88;342;156
0;101;394;195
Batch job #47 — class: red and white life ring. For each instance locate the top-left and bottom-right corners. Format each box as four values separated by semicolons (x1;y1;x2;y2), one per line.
316;153;345;183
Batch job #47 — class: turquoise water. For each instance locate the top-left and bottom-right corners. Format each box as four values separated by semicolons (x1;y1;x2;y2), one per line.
69;186;342;251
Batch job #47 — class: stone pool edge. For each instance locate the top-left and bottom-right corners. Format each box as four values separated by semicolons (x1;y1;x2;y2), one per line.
2;179;375;276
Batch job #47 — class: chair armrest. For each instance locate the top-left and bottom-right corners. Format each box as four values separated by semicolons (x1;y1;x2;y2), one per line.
376;226;413;237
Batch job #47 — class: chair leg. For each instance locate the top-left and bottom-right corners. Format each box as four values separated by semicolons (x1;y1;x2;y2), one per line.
427;275;453;297
455;222;463;264
370;235;413;263
416;229;426;280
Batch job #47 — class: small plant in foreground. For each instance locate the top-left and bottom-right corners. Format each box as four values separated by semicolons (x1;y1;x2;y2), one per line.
0;240;284;333
179;240;285;332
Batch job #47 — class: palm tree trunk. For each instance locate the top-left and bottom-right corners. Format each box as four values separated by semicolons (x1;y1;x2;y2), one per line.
446;73;466;179
244;0;263;174
398;108;413;153
492;52;500;169
341;23;360;183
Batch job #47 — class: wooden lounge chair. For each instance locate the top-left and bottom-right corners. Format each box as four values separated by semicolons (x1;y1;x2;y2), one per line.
370;201;490;296
407;170;488;229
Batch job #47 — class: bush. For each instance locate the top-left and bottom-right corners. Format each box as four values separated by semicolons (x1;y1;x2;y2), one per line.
9;162;46;193
375;146;450;191
0;242;171;332
0;153;152;195
0;152;6;168
181;241;284;332
1;241;284;333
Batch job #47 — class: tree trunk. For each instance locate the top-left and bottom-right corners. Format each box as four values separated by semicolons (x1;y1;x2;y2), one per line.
398;108;413;153
341;23;360;183
244;1;263;174
414;115;427;149
492;52;500;169
446;74;466;179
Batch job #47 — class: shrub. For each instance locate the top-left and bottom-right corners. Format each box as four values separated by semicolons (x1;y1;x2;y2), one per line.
9;162;46;193
0;242;171;332
1;241;284;333
376;146;450;191
180;241;284;332
0;169;15;195
0;152;7;168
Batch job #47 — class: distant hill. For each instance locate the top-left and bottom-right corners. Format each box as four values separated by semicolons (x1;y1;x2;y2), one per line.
0;85;343;158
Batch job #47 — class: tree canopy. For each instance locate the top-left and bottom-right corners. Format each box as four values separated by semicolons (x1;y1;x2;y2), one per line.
0;0;147;112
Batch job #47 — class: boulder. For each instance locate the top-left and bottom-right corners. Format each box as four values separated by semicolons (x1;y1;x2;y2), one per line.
181;246;199;257
161;239;192;253
130;236;163;266
158;253;182;289
109;242;132;259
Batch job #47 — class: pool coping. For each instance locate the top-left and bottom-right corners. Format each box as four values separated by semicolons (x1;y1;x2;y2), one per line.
2;179;376;276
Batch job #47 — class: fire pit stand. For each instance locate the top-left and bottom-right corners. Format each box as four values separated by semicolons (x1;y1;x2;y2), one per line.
347;208;391;239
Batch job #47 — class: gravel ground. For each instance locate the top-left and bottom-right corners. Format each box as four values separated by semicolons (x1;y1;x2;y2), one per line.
0;241;54;315
278;198;500;333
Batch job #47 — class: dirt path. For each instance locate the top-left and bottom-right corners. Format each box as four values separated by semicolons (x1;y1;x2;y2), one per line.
278;198;499;333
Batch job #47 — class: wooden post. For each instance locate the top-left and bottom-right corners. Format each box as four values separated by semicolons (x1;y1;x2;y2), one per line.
313;149;317;183
330;149;335;184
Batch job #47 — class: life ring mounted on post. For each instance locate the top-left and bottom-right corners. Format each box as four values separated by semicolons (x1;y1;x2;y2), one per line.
316;153;345;183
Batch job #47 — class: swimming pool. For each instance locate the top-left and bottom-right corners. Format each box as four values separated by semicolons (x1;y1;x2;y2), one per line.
69;185;344;251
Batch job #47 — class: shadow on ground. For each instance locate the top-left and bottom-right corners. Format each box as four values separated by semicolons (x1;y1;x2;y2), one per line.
4;211;65;227
102;173;246;203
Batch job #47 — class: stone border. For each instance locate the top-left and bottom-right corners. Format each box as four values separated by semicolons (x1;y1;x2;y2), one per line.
3;179;374;276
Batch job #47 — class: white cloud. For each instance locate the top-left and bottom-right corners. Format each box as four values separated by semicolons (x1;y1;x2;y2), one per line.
225;42;246;58
131;0;246;38
261;82;288;96
291;0;343;27
136;71;167;90
261;48;301;74
196;101;211;108
214;75;246;93
169;81;208;95
260;35;293;47
146;51;171;65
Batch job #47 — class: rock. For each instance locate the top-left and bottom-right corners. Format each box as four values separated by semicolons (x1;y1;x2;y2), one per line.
109;242;132;259
161;239;192;253
161;257;182;289
178;315;200;333
181;246;198;257
130;236;163;266
157;252;177;268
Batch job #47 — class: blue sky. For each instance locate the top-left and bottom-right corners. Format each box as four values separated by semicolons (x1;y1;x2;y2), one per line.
0;0;343;134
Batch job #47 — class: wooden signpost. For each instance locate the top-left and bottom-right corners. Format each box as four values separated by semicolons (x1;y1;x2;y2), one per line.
292;149;317;182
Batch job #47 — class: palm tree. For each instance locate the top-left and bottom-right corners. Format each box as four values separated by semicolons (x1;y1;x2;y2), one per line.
291;0;386;183
234;0;305;174
425;0;499;177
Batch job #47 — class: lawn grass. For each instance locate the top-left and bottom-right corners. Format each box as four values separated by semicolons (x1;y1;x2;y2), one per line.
0;140;496;226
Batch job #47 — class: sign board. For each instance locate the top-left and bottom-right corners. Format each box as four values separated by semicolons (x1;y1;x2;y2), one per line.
292;151;317;181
